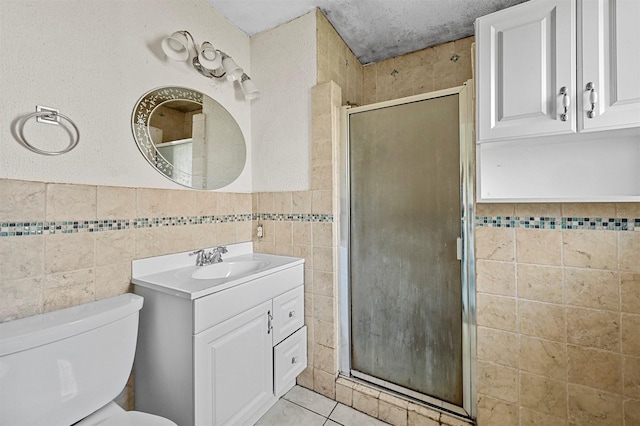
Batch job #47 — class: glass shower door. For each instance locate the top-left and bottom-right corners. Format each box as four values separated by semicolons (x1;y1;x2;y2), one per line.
348;93;463;407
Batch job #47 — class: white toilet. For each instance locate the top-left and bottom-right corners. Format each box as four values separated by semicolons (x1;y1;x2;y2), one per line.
0;293;177;426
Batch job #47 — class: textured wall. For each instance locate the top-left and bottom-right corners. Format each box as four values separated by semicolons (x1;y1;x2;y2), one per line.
0;0;252;192
0;2;255;413
250;11;317;192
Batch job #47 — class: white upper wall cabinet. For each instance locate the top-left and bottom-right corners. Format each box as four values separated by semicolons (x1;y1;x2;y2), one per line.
477;0;576;141
579;0;640;132
477;0;640;143
476;0;640;202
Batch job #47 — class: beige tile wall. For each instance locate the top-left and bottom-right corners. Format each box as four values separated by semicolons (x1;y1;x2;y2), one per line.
316;9;364;106
0;179;253;408
317;10;473;108
363;36;474;105
475;202;640;426
252;81;342;399
0;180;252;321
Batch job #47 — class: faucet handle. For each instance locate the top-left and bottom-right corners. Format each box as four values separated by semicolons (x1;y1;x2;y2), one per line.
217;246;228;253
190;249;206;266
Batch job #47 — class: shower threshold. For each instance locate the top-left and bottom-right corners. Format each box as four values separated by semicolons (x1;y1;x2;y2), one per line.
348;371;471;419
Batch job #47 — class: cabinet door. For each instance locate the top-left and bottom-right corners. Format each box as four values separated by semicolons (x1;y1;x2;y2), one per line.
477;0;576;142
579;0;640;131
194;301;274;426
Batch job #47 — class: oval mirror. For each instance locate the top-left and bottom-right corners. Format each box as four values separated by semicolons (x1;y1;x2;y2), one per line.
132;86;246;189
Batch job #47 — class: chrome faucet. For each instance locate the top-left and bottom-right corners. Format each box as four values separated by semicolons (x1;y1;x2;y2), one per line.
190;246;228;266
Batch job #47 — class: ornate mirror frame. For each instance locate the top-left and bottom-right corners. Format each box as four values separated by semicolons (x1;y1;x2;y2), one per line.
132;86;246;190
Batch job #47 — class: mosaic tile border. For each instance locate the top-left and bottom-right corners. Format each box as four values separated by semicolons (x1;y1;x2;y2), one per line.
475;216;640;231
0;213;334;237
254;213;334;223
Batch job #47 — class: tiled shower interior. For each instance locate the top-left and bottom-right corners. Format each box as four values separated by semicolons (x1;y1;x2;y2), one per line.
1;6;638;426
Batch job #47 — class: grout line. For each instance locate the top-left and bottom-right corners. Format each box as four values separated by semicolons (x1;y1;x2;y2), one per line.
281;393;338;420
327;402;340;421
281;390;383;426
284;398;331;420
278;398;329;422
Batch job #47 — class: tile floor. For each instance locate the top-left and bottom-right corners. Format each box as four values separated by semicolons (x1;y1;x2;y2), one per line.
256;385;389;426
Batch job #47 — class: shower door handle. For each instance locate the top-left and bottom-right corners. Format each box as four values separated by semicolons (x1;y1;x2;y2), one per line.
456;237;463;261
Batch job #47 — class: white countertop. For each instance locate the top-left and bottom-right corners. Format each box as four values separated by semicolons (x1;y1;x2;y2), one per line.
131;242;304;300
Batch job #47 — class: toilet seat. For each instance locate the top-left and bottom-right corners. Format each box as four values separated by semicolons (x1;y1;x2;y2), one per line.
75;401;177;426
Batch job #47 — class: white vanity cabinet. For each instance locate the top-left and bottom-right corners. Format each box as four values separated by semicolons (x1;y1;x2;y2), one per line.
133;249;306;426
476;0;640;142
475;0;640;202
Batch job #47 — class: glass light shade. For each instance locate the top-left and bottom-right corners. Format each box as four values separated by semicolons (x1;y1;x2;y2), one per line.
198;42;222;70
161;31;190;61
240;75;260;100
222;56;243;81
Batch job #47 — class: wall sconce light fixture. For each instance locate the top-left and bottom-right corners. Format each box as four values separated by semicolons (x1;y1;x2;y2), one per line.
161;30;260;100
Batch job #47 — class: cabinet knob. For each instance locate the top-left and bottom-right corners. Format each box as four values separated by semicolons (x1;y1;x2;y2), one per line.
289;310;295;318
560;86;570;121
291;356;299;364
586;82;598;119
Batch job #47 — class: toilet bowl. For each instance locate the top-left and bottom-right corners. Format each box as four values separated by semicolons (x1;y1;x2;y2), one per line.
75;401;175;426
0;294;177;426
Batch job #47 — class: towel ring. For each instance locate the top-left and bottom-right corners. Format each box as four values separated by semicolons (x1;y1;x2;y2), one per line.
16;110;80;156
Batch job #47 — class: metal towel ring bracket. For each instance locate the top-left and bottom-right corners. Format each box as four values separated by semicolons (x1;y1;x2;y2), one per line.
16;106;80;155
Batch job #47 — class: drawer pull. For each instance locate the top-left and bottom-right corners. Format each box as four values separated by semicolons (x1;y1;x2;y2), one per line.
267;310;273;334
289;310;295;318
559;86;570;122
291;356;299;364
586;82;598;118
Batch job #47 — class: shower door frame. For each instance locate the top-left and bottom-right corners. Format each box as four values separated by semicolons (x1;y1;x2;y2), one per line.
338;81;476;419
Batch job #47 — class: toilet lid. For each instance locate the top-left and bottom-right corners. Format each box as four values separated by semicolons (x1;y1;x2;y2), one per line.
95;410;178;426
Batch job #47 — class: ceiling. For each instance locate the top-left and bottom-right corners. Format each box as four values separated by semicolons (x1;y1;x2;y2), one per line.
207;0;528;64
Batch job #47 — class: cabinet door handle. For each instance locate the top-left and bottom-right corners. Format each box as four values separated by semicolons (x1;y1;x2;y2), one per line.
586;82;598;118
291;356;299;364
560;86;570;121
267;310;273;334
289;310;295;318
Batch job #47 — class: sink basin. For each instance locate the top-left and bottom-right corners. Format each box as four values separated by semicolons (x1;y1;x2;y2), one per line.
186;260;270;280
132;242;305;299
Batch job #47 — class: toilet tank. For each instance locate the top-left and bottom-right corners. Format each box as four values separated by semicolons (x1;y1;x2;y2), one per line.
0;294;144;426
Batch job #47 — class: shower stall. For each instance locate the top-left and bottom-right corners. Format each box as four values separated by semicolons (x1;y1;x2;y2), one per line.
339;82;475;418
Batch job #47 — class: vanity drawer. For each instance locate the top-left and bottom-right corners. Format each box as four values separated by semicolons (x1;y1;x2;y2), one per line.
271;285;304;345
193;264;303;334
274;326;307;397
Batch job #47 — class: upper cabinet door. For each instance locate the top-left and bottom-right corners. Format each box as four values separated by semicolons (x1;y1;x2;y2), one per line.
477;0;577;142
579;0;640;131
